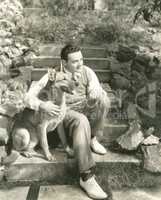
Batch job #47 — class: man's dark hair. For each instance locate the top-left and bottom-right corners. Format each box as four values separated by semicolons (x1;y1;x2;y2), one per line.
60;43;81;61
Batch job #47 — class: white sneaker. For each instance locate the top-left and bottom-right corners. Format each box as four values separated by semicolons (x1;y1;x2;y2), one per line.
91;137;107;155
80;175;107;199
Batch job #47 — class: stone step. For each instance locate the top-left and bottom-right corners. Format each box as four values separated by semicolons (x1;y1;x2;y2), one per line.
103;123;128;144
38;185;92;200
1;184;161;200
23;7;44;17
38;185;161;200
0;185;29;200
113;187;161;200
39;44;107;58
31;68;112;82
37;185;161;200
4;149;141;188
4;145;161;189
30;56;111;70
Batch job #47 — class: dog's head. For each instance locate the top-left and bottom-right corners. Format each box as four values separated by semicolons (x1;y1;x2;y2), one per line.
48;68;79;95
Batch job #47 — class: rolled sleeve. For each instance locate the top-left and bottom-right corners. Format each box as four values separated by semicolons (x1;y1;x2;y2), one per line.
25;73;49;111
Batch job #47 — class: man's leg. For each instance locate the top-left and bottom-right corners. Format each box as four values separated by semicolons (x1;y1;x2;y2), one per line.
64;110;94;172
86;90;110;155
63;110;107;199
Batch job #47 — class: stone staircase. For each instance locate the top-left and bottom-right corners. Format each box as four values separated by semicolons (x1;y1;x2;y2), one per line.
29;44;128;142
30;44;111;83
1;44;161;200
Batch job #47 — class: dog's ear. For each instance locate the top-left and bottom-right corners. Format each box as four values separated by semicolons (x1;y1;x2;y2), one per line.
61;60;66;71
48;68;56;81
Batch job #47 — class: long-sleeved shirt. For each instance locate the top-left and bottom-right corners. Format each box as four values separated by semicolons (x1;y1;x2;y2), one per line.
25;65;105;112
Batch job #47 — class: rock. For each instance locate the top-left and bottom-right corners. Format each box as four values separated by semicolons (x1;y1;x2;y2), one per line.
111;73;131;90
0;19;16;32
152;33;161;44
142;134;159;145
94;0;108;11
12;56;25;68
141;142;161;173
0;30;12;38
131;25;145;34
134;53;150;67
147;27;157;34
116;45;136;62
0;54;12;71
3;46;22;58
105;43;118;57
0;0;23;23
117;120;144;151
151;68;161;80
110;57;131;74
0;38;13;47
127;103;139;121
131;60;146;73
131;70;148;92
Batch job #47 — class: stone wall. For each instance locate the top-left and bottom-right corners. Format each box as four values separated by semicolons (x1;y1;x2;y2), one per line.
0;0;39;77
106;25;161;131
0;0;39;118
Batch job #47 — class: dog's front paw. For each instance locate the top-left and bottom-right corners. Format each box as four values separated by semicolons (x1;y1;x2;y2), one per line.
45;152;56;161
21;151;33;158
65;146;74;158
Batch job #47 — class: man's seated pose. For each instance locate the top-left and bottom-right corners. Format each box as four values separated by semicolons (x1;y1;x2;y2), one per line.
24;43;110;199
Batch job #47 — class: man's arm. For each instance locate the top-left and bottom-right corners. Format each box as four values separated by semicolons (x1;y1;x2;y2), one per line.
85;66;104;99
25;73;61;116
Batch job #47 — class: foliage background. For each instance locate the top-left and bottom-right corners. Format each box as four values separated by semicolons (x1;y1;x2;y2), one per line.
19;0;159;46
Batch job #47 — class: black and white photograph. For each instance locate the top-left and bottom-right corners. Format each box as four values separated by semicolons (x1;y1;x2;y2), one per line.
0;0;161;199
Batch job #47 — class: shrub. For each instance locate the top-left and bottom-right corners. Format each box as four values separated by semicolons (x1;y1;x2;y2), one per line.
19;3;155;46
134;0;161;27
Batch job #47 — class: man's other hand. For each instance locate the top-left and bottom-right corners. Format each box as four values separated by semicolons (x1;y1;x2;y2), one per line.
88;86;102;100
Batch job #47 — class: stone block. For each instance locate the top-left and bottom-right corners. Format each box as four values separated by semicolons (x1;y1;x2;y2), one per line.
30;56;110;69
39;44;107;58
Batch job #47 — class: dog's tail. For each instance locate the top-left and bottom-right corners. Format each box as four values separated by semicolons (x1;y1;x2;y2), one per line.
1;150;19;166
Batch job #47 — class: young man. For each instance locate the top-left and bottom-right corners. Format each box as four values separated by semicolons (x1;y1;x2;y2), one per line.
25;43;110;199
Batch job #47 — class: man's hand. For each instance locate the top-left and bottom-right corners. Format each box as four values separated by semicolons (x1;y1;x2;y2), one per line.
88;86;102;100
40;101;61;116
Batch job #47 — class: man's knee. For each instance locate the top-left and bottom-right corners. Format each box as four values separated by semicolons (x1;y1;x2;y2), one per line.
64;111;91;135
74;113;90;128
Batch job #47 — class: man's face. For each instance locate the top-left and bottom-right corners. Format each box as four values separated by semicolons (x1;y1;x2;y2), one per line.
65;51;83;74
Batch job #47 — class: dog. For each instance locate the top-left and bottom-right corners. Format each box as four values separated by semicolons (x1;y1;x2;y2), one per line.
0;78;27;164
12;67;77;161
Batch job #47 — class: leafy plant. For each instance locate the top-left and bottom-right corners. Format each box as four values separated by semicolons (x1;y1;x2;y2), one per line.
18;2;154;46
134;0;161;24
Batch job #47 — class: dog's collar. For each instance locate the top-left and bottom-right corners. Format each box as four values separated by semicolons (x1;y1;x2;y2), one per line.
48;66;68;82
